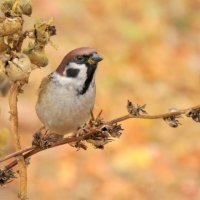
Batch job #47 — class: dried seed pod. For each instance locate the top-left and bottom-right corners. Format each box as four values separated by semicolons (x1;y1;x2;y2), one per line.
0;36;9;52
109;124;123;138
186;109;200;123
34;20;56;45
32;132;64;149
24;45;48;68
163;116;181;128
0;0;15;14
1;0;32;16
5;32;21;50
127;100;147;116
0;17;22;37
13;0;32;16
5;53;31;82
0;168;16;186
20;0;32;16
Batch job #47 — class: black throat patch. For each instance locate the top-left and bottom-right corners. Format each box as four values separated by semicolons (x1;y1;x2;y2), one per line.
79;64;97;95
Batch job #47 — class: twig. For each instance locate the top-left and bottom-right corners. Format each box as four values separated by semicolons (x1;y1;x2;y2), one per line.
0;147;33;163
108;104;200;124
9;83;27;200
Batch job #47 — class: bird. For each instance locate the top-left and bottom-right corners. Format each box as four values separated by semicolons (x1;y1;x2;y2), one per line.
35;47;103;135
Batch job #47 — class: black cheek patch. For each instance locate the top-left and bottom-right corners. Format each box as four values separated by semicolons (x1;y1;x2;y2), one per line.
66;68;80;78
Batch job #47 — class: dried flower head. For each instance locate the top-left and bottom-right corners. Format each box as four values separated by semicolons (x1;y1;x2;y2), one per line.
127;100;147;116
163;116;181;128
81;112;123;149
186;109;200;123
32;131;63;149
0;168;16;186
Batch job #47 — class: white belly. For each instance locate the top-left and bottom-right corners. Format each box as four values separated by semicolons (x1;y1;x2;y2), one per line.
36;78;96;134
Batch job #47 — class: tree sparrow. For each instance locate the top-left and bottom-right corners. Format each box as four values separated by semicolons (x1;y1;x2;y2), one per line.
36;47;103;135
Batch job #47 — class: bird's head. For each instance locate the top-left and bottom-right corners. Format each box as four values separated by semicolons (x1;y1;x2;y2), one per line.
56;47;103;94
56;47;102;77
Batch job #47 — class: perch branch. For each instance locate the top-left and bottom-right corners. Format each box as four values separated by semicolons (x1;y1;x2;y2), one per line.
5;130;97;170
1;102;200;168
0;147;33;163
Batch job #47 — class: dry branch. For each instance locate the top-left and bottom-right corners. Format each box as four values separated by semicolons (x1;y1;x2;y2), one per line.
0;101;199;186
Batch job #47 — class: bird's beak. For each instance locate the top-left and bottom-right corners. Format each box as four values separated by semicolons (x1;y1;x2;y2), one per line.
87;53;103;65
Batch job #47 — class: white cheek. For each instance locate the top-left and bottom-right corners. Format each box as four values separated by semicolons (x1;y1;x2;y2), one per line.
53;63;88;88
52;72;72;86
66;63;88;86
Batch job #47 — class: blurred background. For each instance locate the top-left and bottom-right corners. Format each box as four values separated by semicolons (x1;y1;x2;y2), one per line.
1;0;200;199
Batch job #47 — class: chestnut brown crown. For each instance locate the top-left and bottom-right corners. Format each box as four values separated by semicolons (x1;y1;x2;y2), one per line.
56;47;102;75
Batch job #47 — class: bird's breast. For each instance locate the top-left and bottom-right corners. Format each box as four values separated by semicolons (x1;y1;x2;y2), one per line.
36;79;96;134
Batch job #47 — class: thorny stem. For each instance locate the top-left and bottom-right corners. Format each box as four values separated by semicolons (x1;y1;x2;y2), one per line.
1;104;200;168
9;83;27;200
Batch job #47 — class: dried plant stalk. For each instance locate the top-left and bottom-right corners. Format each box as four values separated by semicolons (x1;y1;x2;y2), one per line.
9;83;27;200
0;0;56;198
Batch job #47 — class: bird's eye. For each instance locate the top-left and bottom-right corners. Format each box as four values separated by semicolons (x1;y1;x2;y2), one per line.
76;56;85;62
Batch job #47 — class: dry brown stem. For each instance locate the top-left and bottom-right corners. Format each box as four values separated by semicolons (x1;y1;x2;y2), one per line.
9;83;27;200
0;0;55;197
